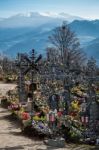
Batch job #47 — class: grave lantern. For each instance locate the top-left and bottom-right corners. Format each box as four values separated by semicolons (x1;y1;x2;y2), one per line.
81;116;89;124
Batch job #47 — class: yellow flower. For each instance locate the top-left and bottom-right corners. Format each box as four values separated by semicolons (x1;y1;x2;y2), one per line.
71;100;79;111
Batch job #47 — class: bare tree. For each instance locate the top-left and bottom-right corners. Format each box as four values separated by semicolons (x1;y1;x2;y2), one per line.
49;22;86;67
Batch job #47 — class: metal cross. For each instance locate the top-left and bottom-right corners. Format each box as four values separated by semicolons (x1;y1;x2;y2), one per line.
16;49;42;117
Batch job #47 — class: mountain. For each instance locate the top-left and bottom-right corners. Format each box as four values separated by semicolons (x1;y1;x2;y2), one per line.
58;12;83;21
0;12;83;28
69;20;99;37
69;20;99;45
3;28;52;56
0;12;99;59
84;37;99;59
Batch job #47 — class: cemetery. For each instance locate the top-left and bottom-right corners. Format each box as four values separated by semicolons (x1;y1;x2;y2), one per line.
0;48;99;148
0;24;99;149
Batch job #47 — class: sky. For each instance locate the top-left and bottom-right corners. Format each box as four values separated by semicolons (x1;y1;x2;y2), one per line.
0;0;99;19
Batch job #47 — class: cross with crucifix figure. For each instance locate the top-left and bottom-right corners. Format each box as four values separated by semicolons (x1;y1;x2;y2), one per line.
16;49;42;116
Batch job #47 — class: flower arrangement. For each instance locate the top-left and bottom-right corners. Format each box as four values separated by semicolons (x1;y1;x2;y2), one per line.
32;120;52;135
8;103;20;111
33;115;46;121
21;112;31;120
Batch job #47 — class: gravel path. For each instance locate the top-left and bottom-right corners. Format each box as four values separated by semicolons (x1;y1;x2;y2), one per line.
0;83;97;150
0;107;48;150
0;83;16;96
0;83;47;150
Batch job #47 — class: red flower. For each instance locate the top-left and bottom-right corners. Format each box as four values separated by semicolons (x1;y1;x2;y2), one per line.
21;112;30;120
57;111;62;117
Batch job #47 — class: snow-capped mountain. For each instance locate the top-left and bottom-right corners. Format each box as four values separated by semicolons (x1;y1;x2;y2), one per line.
0;12;99;60
0;12;83;28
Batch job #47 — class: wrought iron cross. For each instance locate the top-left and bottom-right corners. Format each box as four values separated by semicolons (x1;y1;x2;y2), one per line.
16;49;42;116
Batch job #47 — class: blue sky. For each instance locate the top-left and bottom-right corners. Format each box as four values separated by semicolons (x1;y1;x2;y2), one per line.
0;0;99;19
